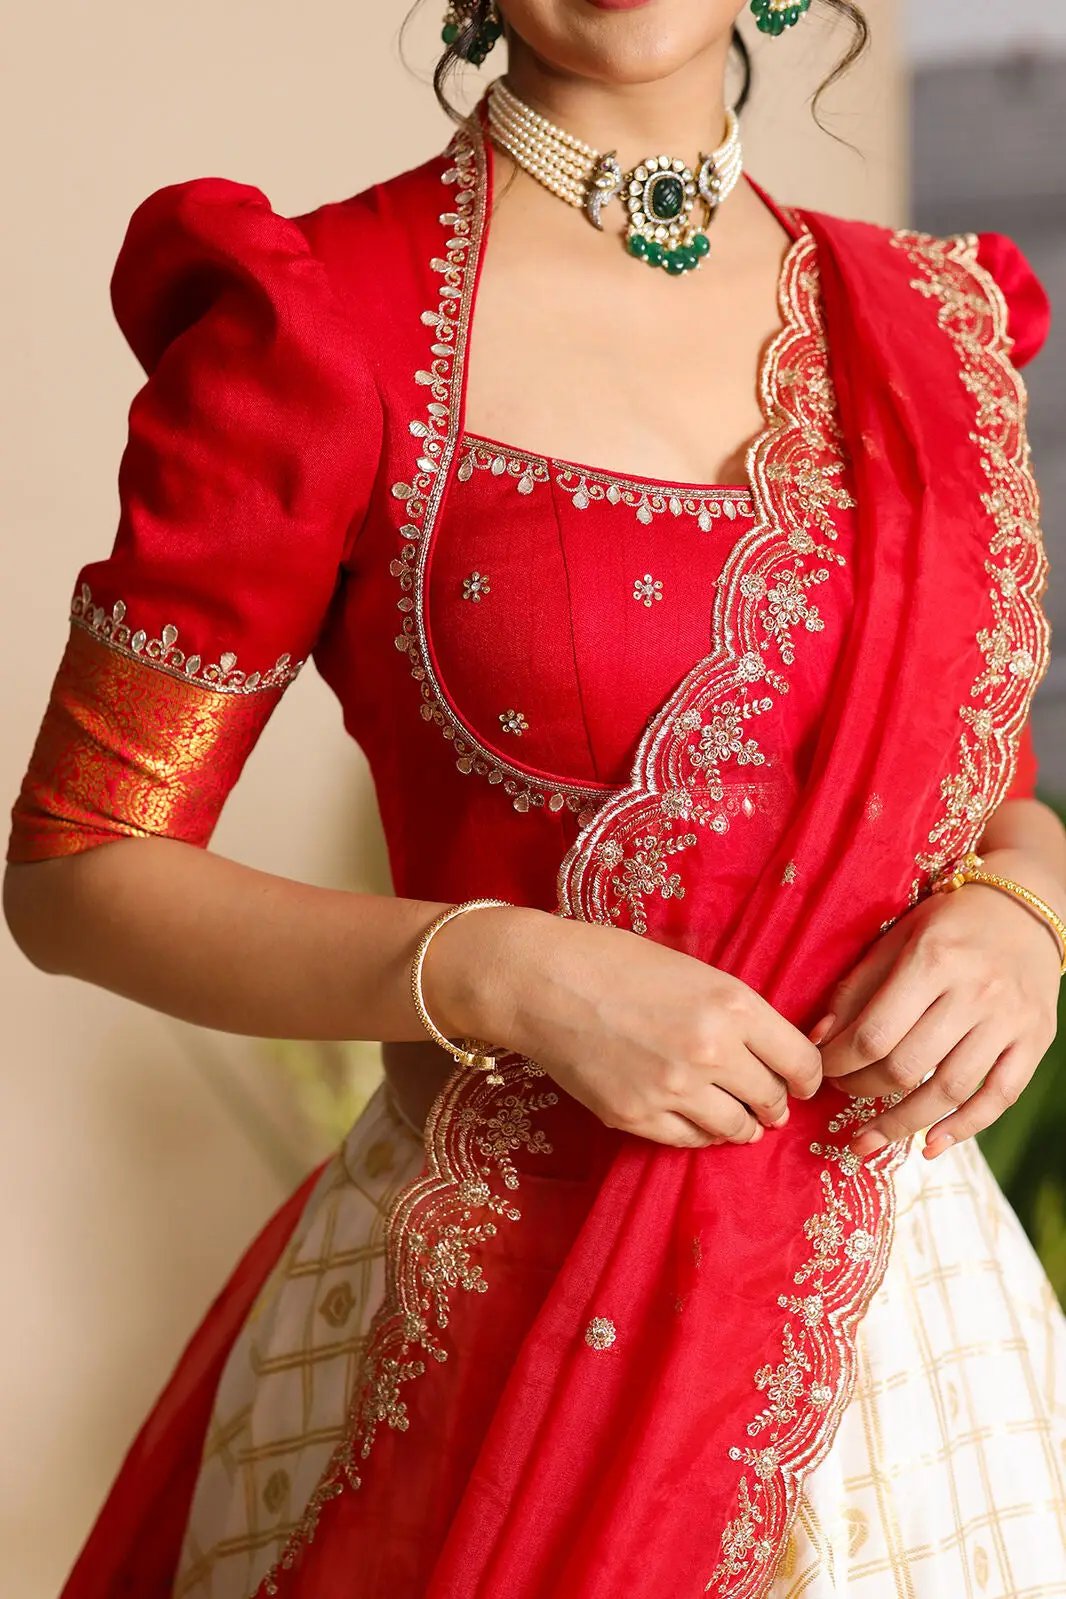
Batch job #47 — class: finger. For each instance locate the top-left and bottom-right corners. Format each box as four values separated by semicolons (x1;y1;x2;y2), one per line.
644;1112;762;1150
810;928;904;1050
677;1083;765;1146
714;1047;791;1128
819;948;945;1081
847;1020;1007;1153
922;1043;1036;1156
826;992;970;1100
740;993;823;1100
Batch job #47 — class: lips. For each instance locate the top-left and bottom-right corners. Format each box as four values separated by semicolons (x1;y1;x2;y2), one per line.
584;0;655;11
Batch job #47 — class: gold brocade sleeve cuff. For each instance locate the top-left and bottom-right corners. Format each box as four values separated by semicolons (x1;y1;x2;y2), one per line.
6;614;294;863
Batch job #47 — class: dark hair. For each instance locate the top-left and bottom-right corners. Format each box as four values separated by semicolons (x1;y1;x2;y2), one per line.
402;3;869;129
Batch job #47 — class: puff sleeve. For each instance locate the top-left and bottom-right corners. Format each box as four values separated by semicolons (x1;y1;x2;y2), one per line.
7;177;382;863
976;230;1052;370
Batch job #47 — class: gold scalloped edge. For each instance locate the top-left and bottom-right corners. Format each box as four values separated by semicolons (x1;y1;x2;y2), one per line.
256;1051;559;1595
891;231;1051;903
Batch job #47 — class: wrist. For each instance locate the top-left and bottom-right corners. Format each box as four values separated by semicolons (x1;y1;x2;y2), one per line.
418;901;550;1048
971;847;1066;926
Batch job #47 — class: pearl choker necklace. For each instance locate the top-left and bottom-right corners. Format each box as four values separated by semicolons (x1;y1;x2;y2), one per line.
485;76;743;277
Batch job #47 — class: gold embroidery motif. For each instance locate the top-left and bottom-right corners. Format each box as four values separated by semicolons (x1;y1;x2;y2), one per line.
889;232;1050;899
390;128;603;821
457;432;759;529
705;1126;908;1595
7;621;277;862
633;573;664;607
585;1316;618;1350
258;1058;558;1594
558;231;852;938
71;582;302;692
462;570;491;602
499;708;529;736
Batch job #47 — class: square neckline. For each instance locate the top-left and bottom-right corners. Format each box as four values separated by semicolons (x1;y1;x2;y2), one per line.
457;91;807;500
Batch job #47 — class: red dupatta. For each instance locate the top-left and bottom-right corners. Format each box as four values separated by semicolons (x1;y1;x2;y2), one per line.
254;117;1050;1599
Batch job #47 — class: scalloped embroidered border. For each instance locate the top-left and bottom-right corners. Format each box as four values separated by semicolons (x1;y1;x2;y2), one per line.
70;582;302;694
701;232;1052;1599
257;1053;558;1596
556;234;853;936
703;1110;907;1597
389;123;603;819
891;232;1051;901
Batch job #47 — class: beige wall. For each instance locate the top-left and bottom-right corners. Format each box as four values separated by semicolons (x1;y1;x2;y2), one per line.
1;3;901;1593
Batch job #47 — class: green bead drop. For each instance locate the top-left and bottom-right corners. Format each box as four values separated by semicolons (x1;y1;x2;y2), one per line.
628;233;649;259
692;231;711;258
646;241;665;267
441;21;460;44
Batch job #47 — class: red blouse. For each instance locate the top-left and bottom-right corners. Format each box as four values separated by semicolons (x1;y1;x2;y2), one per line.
5;123;1045;905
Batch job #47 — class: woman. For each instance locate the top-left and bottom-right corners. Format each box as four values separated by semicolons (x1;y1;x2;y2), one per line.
5;0;1065;1594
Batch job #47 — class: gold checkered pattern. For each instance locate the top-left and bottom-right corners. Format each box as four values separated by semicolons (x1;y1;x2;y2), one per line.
770;1135;1066;1596
173;1082;426;1599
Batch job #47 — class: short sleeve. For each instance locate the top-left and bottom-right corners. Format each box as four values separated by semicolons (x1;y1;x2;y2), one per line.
975;231;1052;369
7;176;382;863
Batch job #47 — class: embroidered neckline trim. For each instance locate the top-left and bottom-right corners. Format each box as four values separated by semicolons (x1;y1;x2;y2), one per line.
390;114;813;818
456;434;757;527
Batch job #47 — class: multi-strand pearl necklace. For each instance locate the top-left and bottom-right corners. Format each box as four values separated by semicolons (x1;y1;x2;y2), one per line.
486;75;743;277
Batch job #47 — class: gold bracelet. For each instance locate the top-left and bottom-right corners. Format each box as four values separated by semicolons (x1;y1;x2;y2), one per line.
409;898;513;1083
932;850;1066;974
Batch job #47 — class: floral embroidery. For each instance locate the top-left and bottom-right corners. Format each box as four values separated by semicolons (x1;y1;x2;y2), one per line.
706;1129;907;1594
457;433;758;529
633;573;664;607
585;1316;617;1350
608;830;697;935
462;570;491;602
781;860;798;885
558;230;852;939
499;708;529;736
259;1057;559;1594
891;232;1050;898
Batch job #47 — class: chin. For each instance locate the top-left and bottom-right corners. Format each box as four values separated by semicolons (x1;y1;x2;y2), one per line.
501;0;736;85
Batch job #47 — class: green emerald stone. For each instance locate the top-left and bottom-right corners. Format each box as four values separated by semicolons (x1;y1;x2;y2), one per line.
627;233;649;258
441;21;460;44
648;173;685;222
664;251;687;275
646;240;665;266
692;231;710;257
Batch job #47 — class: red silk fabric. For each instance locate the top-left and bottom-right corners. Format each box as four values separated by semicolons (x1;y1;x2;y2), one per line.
18;103;1049;1599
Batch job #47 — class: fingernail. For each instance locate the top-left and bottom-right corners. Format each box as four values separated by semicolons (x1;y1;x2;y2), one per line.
925;1133;954;1158
809;1013;836;1047
771;1106;790;1127
750;1124;765;1142
851;1130;888;1154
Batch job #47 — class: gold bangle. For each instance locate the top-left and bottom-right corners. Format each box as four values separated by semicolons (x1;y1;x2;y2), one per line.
409;898;513;1083
932;850;1066;974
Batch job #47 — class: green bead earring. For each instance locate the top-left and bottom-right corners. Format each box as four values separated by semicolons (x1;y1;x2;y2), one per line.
750;0;811;35
442;1;504;65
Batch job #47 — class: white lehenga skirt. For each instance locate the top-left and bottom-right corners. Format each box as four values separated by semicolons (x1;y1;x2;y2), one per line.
173;1082;1066;1599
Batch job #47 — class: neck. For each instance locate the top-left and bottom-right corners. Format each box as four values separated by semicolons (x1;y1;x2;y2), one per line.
500;38;734;162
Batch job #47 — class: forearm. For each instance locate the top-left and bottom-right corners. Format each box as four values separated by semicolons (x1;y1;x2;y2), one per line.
3;838;538;1047
974;795;1066;925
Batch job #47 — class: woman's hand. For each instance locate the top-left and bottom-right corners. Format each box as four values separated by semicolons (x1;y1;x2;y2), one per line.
428;904;823;1149
813;848;1062;1159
